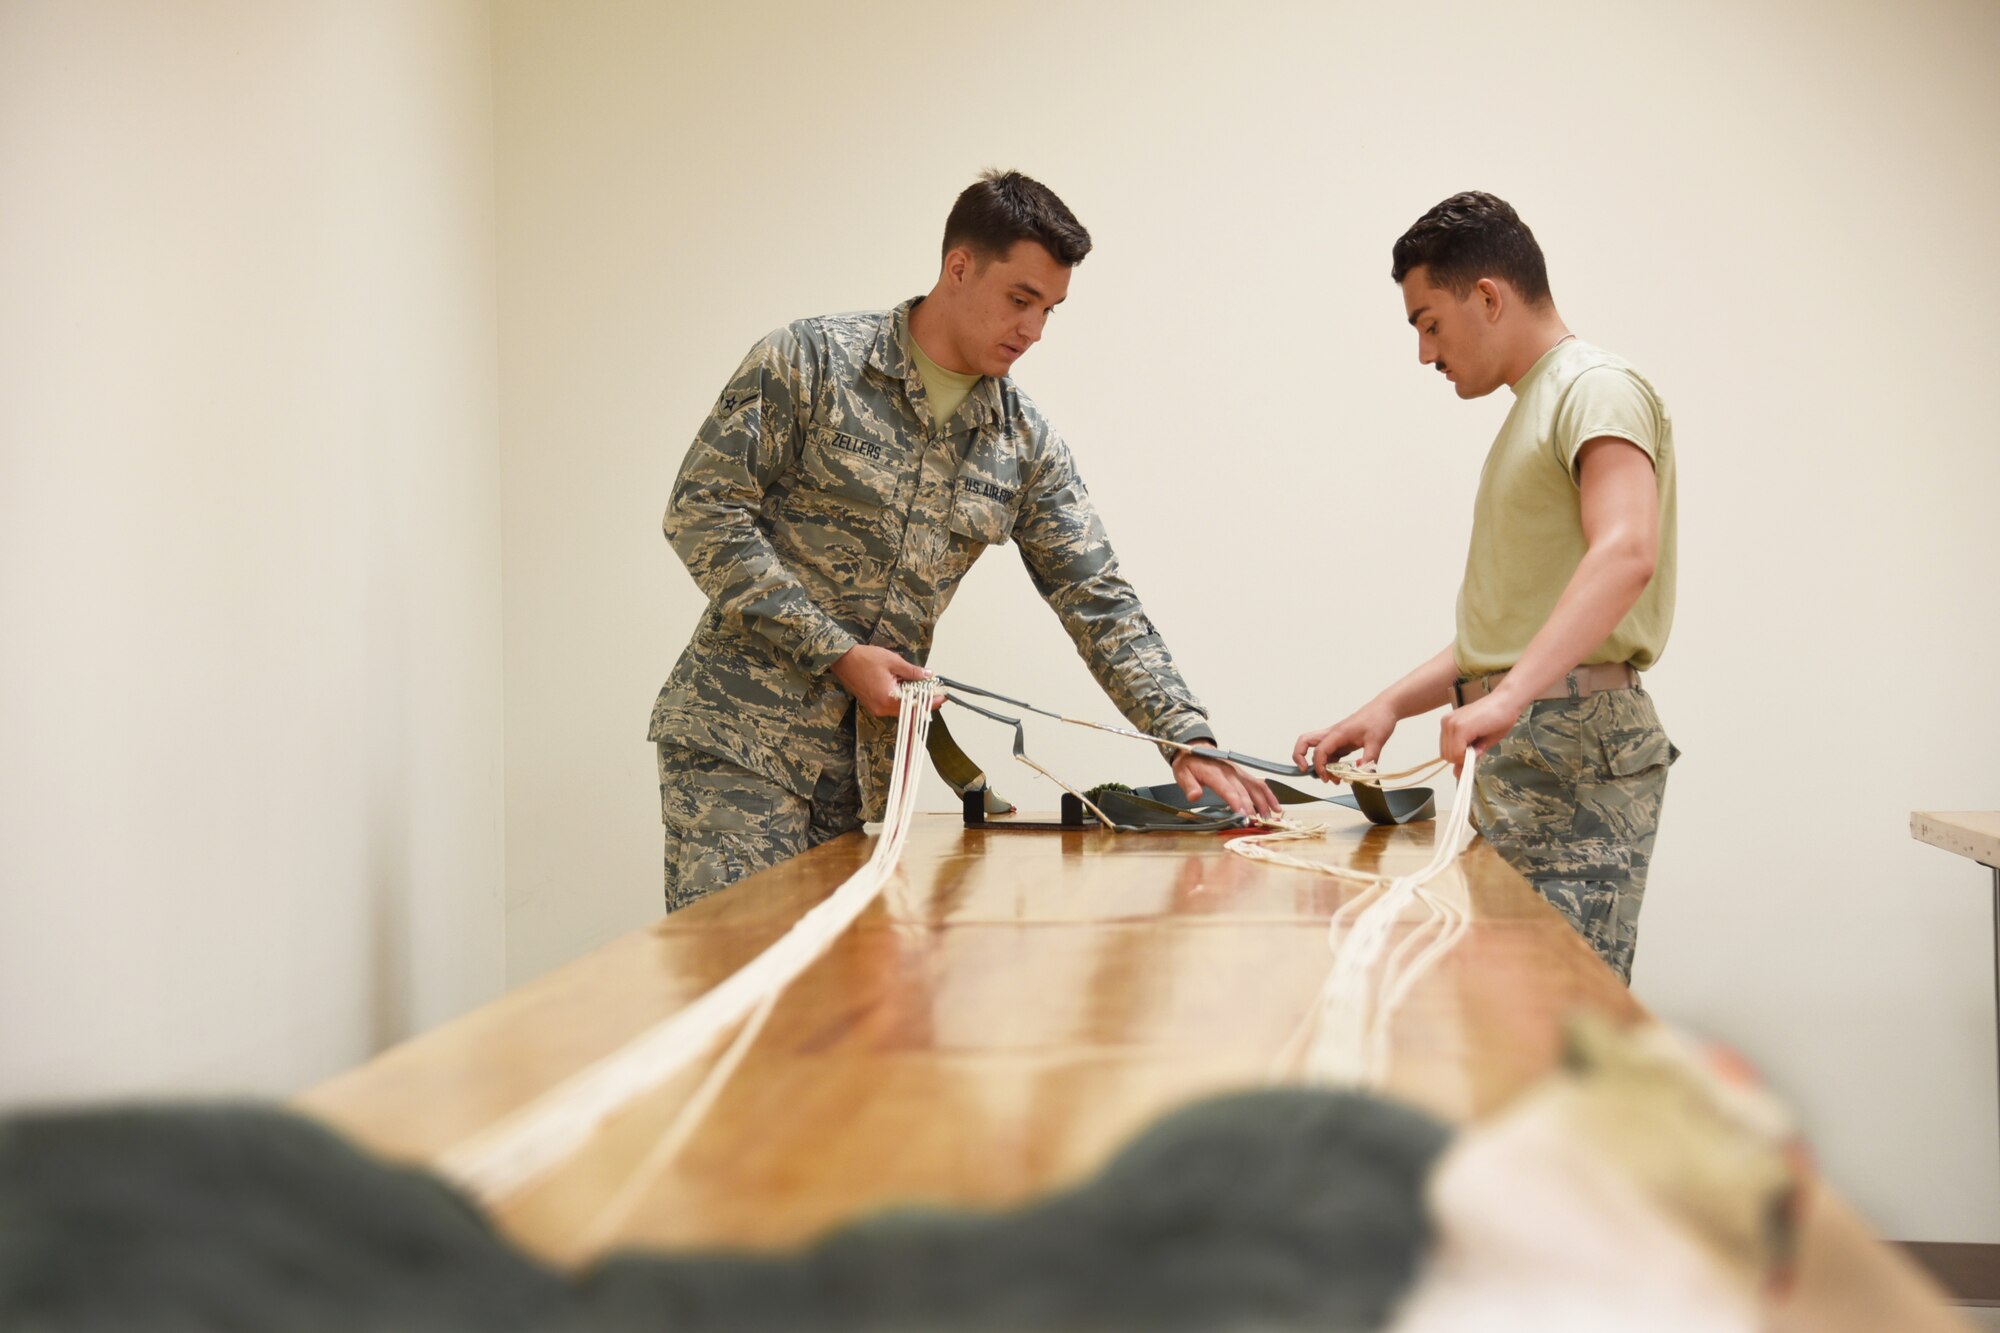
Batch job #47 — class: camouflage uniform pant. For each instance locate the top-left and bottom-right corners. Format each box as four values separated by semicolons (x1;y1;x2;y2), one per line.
655;716;862;913
1471;687;1678;984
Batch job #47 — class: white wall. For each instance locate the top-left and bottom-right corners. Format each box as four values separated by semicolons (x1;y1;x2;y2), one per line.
491;0;2000;1242
0;1;507;1101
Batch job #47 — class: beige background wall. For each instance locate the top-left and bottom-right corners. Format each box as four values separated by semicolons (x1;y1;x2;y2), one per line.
493;0;2000;1242
0;1;507;1099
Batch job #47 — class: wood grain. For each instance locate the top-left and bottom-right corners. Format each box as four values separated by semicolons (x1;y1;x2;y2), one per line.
301;815;1631;1256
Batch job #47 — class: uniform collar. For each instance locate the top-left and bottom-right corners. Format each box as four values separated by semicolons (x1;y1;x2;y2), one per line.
871;298;1006;432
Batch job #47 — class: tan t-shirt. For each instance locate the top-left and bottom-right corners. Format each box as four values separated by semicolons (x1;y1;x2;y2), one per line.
907;332;980;429
1454;337;1677;675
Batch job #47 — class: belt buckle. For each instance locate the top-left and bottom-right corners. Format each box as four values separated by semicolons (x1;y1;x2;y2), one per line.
1451;677;1467;709
1566;669;1583;702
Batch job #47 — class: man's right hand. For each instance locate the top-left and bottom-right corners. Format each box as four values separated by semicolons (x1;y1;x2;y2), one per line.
830;645;940;717
1292;700;1399;781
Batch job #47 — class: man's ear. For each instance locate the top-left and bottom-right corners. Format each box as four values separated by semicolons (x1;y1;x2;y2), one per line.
941;245;976;290
1476;276;1505;322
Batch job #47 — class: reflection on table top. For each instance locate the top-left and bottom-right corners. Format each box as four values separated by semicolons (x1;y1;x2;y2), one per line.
298;813;1965;1329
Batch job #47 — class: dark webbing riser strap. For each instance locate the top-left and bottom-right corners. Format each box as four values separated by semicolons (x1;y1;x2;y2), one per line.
1122;781;1435;827
925;714;1014;816
935;675;1303;777
922;681;1435;829
931;676;1058;721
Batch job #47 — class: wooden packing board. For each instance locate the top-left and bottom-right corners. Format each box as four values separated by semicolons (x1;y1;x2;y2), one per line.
298;813;1967;1329
1911;810;2000;869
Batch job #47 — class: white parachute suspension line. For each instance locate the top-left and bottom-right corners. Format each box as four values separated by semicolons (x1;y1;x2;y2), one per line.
1262;877;1386;1078
1316;748;1480;1085
1248;749;1482;1087
567;985;782;1259
1363;880;1471;1080
436;678;943;1207
1227;827;1401;885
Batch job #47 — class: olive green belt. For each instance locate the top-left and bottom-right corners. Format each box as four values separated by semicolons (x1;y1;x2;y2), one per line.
1452;661;1638;708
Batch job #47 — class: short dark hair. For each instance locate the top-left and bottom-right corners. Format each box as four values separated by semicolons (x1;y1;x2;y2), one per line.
1391;192;1551;305
942;169;1092;268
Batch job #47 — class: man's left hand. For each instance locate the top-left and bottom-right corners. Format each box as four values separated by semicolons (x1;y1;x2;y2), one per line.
1172;742;1281;818
1438;689;1525;776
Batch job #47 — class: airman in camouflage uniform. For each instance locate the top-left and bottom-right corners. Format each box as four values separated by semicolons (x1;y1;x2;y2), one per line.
650;172;1271;912
1294;193;1678;983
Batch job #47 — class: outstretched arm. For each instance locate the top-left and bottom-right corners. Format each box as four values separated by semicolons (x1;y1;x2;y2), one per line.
1293;644;1458;781
1012;435;1277;817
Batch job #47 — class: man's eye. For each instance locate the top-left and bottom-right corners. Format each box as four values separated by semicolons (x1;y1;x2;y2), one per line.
1011;297;1027;308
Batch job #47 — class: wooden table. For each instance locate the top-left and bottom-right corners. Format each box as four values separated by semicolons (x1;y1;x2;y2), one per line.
300;813;1966;1328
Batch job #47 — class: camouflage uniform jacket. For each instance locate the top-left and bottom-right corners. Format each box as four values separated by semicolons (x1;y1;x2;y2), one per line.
648;299;1215;821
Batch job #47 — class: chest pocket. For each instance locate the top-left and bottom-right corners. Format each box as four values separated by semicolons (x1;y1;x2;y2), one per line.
946;486;1016;548
946;426;1024;548
798;424;908;509
931;482;1019;617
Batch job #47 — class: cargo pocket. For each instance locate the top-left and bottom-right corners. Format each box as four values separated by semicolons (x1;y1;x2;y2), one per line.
1601;728;1677;779
658;748;801;838
1577;727;1677;845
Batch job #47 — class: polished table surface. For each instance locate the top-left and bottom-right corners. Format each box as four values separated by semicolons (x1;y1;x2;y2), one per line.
299;813;1965;1328
301;814;1630;1254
